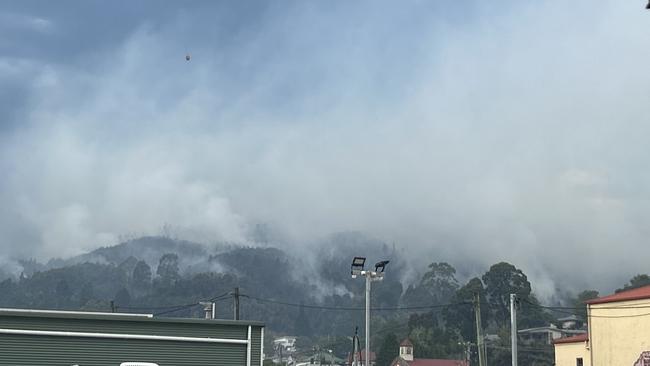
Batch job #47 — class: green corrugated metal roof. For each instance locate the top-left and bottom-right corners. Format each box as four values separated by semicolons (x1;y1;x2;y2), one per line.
0;308;264;326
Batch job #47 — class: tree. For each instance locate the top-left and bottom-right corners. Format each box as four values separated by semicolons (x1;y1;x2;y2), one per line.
443;277;488;342
156;253;180;286
132;260;152;291
372;278;403;309
55;279;72;308
79;282;94;307
616;274;650;293
114;287;132;307
408;325;462;359
570;289;599;320
294;303;312;336
118;256;139;277
518;293;555;328
376;333;398;366
422;262;460;302
482;262;532;326
403;262;459;312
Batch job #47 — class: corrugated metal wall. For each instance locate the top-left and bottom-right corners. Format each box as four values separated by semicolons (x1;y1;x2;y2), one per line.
0;335;245;366
251;326;263;366
0;313;263;366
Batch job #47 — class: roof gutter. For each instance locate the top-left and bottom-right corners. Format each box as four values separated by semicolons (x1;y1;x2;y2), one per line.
0;308;152;318
0;328;248;344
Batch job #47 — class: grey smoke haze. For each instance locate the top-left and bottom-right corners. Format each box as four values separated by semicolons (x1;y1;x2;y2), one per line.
1;0;650;297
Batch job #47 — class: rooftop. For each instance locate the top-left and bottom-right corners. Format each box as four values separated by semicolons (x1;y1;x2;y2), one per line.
518;326;585;336
393;358;468;366
0;307;265;326
557;314;582;322
586;284;650;305
552;333;588;345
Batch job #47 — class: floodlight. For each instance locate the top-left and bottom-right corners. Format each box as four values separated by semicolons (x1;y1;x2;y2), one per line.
374;260;389;272
351;256;366;277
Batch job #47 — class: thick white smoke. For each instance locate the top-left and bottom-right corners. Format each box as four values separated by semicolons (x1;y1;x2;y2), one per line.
1;0;649;296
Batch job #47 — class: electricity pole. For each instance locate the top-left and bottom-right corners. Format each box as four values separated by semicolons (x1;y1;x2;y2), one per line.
233;287;240;320
474;292;486;366
510;294;518;366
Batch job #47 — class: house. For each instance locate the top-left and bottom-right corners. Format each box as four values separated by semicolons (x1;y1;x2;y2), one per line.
553;284;650;366
518;324;586;345
274;336;297;352
390;339;469;366
274;336;298;362
553;334;589;366
306;349;344;365
557;314;584;330
0;307;264;366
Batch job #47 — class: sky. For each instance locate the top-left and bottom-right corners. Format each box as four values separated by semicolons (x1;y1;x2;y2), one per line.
1;0;650;295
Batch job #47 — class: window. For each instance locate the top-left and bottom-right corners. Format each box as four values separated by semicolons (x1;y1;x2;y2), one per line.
576;358;583;366
406;348;411;355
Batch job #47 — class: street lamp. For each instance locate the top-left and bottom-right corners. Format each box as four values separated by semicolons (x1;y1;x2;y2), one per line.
350;257;389;366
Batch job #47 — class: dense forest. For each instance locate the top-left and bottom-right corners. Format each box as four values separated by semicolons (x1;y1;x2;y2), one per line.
1;234;649;366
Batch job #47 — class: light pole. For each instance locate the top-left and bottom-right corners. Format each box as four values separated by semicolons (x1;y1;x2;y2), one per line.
351;257;389;366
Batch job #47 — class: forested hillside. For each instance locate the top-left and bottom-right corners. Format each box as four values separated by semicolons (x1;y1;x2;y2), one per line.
2;234;648;366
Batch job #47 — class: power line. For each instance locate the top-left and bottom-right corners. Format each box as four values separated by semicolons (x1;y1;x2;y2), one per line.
520;298;650;319
153;303;201;316
242;294;472;311
151;297;231;316
486;345;554;354
117;303;197;311
519;297;650;311
115;291;232;315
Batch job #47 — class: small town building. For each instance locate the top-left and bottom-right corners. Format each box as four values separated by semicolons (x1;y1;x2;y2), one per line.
518;324;586;345
553;334;589;366
0;308;264;366
273;336;297;363
557;315;584;330
389;339;468;366
553;284;650;366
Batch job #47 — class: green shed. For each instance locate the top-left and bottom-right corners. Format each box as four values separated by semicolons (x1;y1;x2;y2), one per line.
0;308;264;366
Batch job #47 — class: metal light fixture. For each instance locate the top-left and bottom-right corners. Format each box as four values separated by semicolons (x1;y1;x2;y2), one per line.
374;260;389;273
351;257;366;277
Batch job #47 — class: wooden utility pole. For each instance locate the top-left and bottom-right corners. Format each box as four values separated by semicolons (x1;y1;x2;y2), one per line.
233;287;240;320
474;292;486;366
